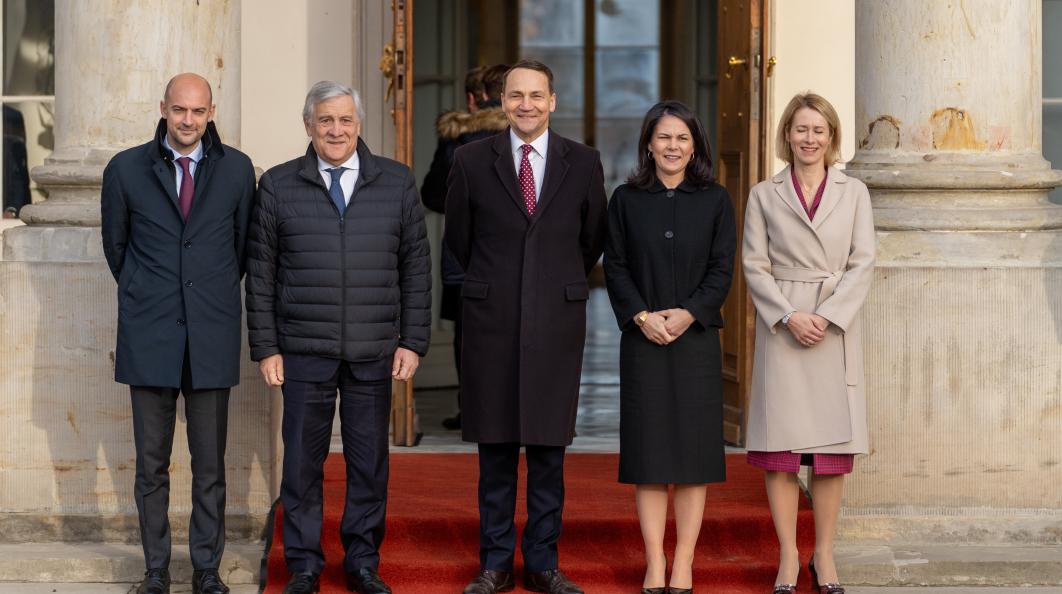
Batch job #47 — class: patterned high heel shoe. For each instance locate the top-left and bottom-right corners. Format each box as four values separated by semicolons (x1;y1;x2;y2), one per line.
809;557;845;594
771;585;796;594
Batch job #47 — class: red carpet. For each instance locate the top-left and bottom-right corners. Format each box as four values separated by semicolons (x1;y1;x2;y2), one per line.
263;453;814;593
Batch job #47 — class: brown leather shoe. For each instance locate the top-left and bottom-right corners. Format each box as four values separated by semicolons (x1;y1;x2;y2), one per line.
463;569;515;594
524;569;583;594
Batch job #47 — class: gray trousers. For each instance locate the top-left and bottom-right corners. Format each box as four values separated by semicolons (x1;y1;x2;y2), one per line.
129;351;229;570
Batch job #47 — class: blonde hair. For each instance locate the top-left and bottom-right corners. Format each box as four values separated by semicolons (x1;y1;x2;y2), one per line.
775;92;842;166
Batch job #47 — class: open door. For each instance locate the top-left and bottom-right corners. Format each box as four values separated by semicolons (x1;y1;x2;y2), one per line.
387;0;417;446
716;0;768;446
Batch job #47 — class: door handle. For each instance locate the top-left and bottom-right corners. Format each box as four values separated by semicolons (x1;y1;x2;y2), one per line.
726;55;748;79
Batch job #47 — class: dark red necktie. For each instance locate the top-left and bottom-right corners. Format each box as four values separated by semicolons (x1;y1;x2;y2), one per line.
519;144;536;216
176;156;194;221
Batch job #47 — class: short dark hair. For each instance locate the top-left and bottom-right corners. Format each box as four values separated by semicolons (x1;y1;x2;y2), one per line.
480;64;508;101
627;100;715;189
464;66;486;96
503;59;555;94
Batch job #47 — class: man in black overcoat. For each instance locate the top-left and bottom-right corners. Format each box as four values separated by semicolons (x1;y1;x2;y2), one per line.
245;81;430;594
101;73;256;594
445;60;608;594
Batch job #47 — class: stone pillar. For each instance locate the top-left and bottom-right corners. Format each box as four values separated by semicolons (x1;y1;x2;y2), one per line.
843;0;1062;544
0;0;277;550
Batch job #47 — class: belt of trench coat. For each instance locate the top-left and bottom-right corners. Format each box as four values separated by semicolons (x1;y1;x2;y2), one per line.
770;265;858;386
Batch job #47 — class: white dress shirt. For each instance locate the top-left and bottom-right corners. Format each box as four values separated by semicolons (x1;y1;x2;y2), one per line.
317;151;361;206
162;136;203;194
510;129;549;202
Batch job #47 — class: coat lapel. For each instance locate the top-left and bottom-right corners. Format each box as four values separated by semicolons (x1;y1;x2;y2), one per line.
491;131;528;219
811;166;848;229
529;130;569;230
152;158;180;213
772;166;814;229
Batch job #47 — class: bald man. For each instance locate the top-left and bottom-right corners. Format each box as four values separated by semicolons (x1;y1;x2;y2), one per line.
102;73;256;594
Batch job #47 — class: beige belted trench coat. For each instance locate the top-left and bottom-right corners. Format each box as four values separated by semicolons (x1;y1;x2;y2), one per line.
742;166;875;454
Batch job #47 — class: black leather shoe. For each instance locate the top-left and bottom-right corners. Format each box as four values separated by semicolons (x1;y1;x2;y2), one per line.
192;569;229;594
136;568;170;594
463;569;515;594
524;569;583;594
442;412;461;430
641;588;667;594
346;567;392;594
283;572;320;594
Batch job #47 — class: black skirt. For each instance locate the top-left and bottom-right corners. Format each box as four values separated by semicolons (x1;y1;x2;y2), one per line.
618;325;726;484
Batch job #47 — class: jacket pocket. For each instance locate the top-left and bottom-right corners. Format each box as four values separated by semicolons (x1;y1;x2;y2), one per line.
461;279;489;299
564;281;590;301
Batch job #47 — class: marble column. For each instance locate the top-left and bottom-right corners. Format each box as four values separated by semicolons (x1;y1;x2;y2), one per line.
842;0;1062;543
0;0;277;549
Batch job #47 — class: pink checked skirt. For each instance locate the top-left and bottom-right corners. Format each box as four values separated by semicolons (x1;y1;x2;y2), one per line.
746;451;854;475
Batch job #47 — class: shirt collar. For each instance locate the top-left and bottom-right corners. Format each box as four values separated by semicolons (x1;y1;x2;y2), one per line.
162;135;204;163
510;128;549;159
318;150;360;173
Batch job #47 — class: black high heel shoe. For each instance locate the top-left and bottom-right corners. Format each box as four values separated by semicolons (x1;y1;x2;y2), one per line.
771;585;796;594
809;557;845;594
640;588;666;594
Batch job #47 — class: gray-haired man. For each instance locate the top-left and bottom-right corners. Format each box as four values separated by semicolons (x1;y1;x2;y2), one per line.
245;81;431;594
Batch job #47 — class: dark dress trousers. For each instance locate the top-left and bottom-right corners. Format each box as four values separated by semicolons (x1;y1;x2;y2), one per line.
246;140;431;574
101;119;255;570
604;180;736;484
444;129;608;571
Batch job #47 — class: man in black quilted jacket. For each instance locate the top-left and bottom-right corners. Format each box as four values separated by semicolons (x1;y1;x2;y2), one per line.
245;81;431;594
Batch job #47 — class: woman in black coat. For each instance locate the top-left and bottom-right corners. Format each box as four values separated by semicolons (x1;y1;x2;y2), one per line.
604;100;736;594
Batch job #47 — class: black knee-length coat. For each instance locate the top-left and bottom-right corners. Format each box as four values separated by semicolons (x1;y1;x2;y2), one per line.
604;179;736;483
444;130;608;446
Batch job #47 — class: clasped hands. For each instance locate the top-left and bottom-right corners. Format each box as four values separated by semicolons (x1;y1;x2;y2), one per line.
637;308;695;346
257;347;421;387
785;311;830;348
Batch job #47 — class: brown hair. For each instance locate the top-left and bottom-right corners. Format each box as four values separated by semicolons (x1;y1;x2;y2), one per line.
479;64;508;101
775;92;843;166
503;59;555;94
464;66;486;96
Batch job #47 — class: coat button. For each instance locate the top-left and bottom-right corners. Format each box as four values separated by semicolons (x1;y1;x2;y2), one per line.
666;190;675;198
184;240;192;248
177;318;185;326
664;230;674;239
185;280;193;287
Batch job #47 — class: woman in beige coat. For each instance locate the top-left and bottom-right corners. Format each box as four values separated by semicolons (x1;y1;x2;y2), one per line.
742;93;875;594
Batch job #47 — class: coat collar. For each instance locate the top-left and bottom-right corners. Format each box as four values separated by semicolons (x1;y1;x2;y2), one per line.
296;137;381;191
145;119;226;222
770;165;849;230
147;118;224;164
646;177;700;194
491;128;571;224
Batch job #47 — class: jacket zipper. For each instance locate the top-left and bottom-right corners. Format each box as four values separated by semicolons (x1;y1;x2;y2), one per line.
339;213;346;358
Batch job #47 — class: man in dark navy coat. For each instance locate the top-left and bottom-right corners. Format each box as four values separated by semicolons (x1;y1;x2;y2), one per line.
245;81;430;594
445;60;608;594
101;73;255;594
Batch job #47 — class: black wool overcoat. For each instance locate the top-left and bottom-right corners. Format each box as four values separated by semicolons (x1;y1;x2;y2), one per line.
101;120;256;389
445;129;608;446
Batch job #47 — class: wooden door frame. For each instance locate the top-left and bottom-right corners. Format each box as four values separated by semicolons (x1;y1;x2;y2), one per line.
717;0;769;446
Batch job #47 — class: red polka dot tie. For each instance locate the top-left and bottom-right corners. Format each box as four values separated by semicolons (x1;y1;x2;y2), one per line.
519;143;537;216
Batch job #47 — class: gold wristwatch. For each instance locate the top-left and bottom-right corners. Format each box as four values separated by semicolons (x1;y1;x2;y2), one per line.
635;310;649;326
